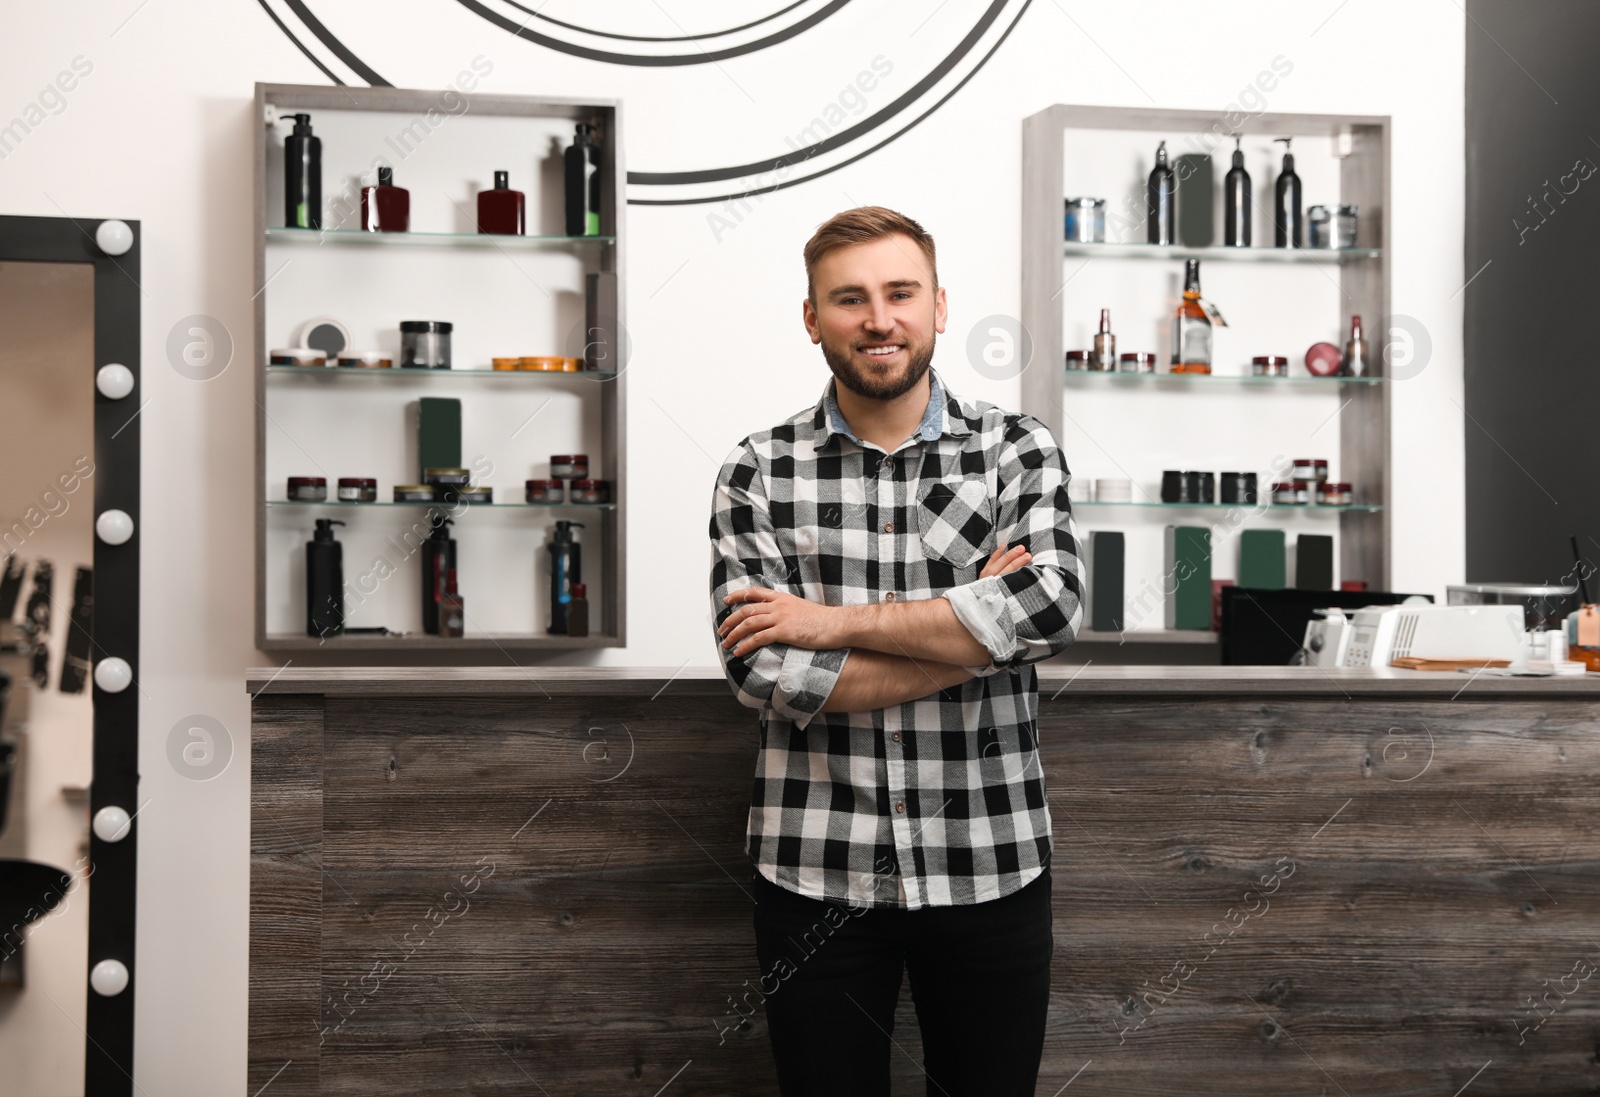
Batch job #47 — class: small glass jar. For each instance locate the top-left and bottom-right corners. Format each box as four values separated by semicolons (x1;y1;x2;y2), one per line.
1220;472;1257;505
394;484;436;503
1311;459;1329;484
288;476;327;501
1317;481;1353;506
1270;481;1299;506
1251;355;1288;377
526;479;565;504
423;467;471;488
1065;350;1090;371
551;454;589;479
569;478;610;504
1063;198;1106;244
1292;479;1313;504
1292;459;1316;484
271;348;327;367
1119;352;1156;373
399;320;453;369
337;477;377;503
458;486;493;505
1308;204;1359;249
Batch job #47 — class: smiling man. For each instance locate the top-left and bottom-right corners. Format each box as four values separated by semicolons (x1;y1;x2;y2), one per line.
707;206;1085;1096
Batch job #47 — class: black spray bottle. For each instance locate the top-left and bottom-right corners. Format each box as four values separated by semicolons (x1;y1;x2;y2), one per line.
1273;137;1302;247
306;518;345;638
280;113;321;230
546;521;585;634
1224;136;1252;247
421;516;457;635
564;123;601;236
1147;140;1176;245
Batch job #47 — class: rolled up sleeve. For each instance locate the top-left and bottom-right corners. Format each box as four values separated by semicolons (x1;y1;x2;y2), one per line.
709;441;847;726
942;416;1085;668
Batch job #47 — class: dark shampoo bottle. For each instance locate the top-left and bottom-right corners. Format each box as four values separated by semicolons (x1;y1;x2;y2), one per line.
306;518;345;638
281;112;321;229
565;123;601;236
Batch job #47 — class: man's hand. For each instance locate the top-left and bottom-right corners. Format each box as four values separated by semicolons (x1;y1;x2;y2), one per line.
720;542;1032;657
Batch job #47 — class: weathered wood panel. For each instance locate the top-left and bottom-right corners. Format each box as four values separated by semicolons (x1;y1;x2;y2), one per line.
251;687;1600;1096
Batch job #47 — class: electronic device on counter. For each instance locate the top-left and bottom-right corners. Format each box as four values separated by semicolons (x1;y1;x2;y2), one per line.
1300;608;1351;668
1337;604;1525;668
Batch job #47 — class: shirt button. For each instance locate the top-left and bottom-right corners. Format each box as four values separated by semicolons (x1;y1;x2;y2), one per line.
881;457;893;472
892;732;902;742
895;801;905;813
884;522;893;532
885;591;896;602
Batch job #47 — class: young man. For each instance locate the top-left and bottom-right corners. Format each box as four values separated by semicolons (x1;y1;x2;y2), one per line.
708;206;1084;1096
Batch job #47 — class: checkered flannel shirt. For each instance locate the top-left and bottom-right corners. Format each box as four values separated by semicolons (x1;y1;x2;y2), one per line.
708;367;1085;909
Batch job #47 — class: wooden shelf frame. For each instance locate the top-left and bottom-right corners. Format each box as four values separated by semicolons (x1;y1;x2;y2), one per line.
1020;104;1392;593
252;84;628;655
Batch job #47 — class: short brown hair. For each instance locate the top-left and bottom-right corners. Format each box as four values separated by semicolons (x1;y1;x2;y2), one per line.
803;206;938;303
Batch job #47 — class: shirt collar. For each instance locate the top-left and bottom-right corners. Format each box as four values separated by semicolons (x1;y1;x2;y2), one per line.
814;366;972;450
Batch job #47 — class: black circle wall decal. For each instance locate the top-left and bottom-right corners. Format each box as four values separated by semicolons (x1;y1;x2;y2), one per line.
255;0;1031;206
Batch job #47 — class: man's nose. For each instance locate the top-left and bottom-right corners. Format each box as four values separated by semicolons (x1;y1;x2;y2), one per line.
864;297;894;335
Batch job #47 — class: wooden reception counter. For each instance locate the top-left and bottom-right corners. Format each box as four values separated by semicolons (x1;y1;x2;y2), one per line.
247;665;1600;1096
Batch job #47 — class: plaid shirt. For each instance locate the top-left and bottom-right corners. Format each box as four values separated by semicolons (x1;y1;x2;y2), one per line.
708;367;1085;910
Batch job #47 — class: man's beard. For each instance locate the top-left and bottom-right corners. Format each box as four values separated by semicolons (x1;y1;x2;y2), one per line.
820;334;935;401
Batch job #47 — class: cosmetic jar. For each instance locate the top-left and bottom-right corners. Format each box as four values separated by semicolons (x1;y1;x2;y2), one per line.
563;357;582;371
1065;350;1090;371
520;356;565;371
335;351;391;368
1251;355;1288;377
1292;459;1316;484
1219;472;1257;505
526;479;565;504
271;348;327;367
569;479;610;504
1064;198;1106;243
1291;480;1313;504
1118;352;1157;373
492;357;521;371
1317;481;1352;506
1270;482;1300;506
1311;459;1329;484
394;484;436;503
458;486;494;505
1160;470;1184;504
550;454;589;480
337;477;377;503
288;476;327;501
1308;204;1358;249
1197;471;1216;503
399;321;453;369
1092;478;1131;503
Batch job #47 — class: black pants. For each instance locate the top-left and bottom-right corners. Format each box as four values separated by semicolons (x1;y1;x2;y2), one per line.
751;866;1053;1097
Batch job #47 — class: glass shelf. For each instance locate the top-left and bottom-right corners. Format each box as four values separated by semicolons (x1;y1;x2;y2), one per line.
1075;500;1382;513
1062;241;1381;262
267;499;615;510
267;365;618;380
265;226;615;248
1064;370;1382;386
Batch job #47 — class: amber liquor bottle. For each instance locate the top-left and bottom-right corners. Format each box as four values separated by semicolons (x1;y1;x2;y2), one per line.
1171;258;1212;373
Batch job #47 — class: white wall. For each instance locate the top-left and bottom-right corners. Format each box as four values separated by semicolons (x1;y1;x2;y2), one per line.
0;2;1465;1091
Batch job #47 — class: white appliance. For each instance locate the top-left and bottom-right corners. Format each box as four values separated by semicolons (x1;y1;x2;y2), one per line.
1339;604;1526;667
1300;609;1351;668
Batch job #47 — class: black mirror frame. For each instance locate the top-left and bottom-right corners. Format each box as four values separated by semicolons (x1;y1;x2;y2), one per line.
0;213;139;1095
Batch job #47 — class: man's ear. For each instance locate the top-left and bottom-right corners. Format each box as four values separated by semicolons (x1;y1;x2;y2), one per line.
802;297;822;344
933;285;948;336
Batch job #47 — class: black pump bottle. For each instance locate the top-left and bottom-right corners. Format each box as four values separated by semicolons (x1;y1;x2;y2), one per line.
546;521;585;634
1224;136;1251;247
281;112;321;230
1273;137;1303;247
1147;140;1176;245
306;518;345;638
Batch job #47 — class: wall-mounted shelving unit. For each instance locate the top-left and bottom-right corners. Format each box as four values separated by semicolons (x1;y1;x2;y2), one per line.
253;84;626;656
1021;105;1391;649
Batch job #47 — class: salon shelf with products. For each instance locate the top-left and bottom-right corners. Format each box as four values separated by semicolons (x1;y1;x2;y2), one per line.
253;83;628;657
1023;105;1391;652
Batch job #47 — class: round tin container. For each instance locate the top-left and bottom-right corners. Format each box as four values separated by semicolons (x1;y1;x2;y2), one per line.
288;476;327;501
458;486;493;505
271;348;327;367
550;454;589;480
335;351;392;368
337;477;377;503
526;479;565;504
569;479;610;504
394;484;436;503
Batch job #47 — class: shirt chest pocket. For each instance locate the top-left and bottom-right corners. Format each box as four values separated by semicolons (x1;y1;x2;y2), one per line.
915;478;995;569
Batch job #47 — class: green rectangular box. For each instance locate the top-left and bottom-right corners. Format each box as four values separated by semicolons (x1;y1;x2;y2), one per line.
416;397;462;480
1238;529;1287;590
1164;525;1212;630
